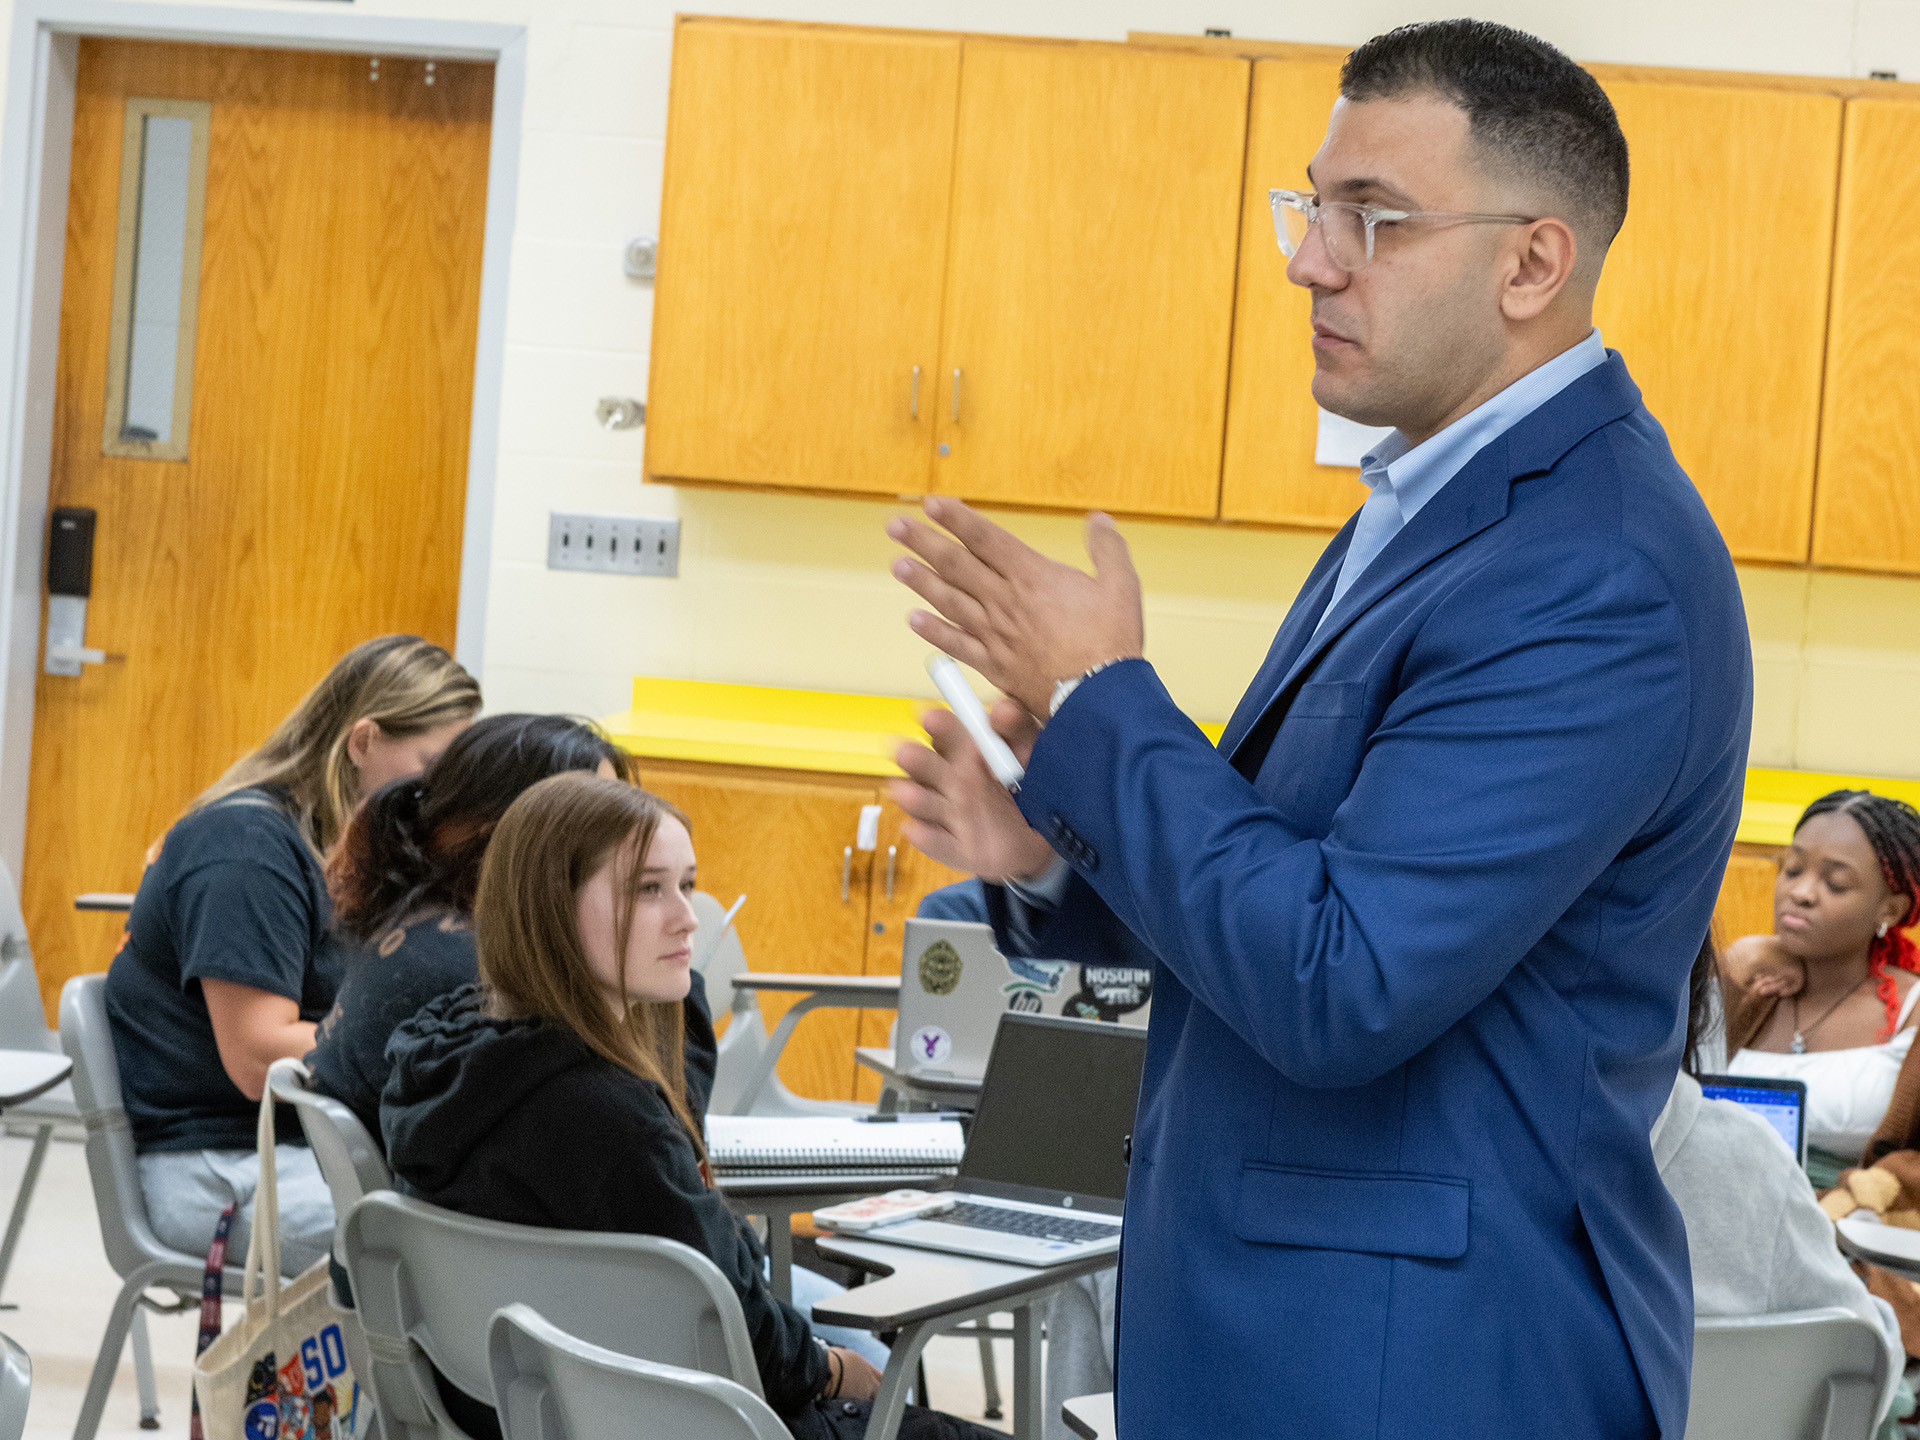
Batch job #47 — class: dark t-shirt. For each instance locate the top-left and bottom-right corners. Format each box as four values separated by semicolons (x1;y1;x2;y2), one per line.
307;911;720;1146
105;787;346;1153
307;913;478;1141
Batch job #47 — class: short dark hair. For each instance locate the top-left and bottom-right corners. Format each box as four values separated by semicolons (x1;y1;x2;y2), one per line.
1341;20;1629;252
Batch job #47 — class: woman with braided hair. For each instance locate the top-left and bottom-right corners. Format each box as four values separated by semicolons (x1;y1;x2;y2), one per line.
1720;789;1920;1187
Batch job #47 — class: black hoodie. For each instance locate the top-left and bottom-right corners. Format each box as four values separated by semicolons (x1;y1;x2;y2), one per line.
381;986;831;1433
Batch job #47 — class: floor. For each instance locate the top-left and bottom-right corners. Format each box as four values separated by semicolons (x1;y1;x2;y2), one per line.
0;1129;1013;1438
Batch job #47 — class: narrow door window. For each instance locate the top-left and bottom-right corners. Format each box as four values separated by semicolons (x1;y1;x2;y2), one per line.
102;98;210;460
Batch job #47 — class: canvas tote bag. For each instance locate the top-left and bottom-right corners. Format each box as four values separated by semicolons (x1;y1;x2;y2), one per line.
192;1087;366;1439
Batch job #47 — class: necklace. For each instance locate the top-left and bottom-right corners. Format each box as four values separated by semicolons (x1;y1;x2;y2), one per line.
1790;975;1871;1054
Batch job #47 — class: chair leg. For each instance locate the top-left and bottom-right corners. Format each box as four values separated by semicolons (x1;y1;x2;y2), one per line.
71;1273;146;1440
977;1331;1003;1420
130;1306;161;1429
0;1123;51;1308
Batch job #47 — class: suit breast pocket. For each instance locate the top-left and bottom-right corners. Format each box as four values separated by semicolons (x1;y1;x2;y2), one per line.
1287;680;1365;719
1267;681;1374;828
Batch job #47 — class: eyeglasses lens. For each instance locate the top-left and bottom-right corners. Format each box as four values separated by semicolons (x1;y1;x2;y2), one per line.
1276;199;1312;258
1272;196;1369;272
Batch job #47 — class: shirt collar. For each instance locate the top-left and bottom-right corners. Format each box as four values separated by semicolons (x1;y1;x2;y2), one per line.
1357;327;1608;525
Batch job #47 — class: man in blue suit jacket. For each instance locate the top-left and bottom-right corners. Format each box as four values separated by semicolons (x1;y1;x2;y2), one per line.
886;20;1751;1439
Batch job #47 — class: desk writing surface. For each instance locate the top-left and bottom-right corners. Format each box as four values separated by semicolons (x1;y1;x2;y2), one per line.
0;1051;72;1106
732;973;902;996
810;1233;1115;1330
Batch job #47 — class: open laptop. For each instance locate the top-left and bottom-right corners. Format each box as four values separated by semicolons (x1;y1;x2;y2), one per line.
894;918;1153;1088
869;1012;1146;1266
1698;1072;1808;1165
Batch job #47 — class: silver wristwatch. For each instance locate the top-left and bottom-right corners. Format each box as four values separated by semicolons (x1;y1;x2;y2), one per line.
1049;659;1121;718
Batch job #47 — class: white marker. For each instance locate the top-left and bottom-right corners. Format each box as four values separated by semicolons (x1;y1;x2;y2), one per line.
926;654;1026;792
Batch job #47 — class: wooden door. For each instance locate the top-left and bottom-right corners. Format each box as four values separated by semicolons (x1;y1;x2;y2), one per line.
1218;58;1361;527
26;41;490;1017
929;41;1249;518
854;800;968;1103
1812;99;1920;573
634;759;880;1101
1593;82;1841;563
644;21;961;496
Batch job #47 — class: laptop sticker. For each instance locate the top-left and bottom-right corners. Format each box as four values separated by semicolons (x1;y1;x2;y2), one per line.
1060;963;1154;1022
918;940;964;995
909;1025;953;1064
1003;955;1069;1012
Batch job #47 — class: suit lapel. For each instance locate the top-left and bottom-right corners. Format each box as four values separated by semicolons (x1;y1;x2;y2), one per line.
1215;521;1353;759
1223;353;1644;774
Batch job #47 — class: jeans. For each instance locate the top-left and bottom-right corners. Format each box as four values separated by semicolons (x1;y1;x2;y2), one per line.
138;1144;336;1276
785;1262;892;1369
1039;1270;1116;1440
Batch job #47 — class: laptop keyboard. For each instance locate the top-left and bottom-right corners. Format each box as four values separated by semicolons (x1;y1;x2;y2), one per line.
944;1202;1120;1244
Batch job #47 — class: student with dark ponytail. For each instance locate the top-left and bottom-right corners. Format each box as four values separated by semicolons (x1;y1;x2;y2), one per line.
307;714;676;1140
1720;789;1920;1185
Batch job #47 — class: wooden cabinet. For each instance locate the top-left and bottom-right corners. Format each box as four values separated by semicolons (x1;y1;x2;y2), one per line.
1812;99;1920;573
1593;82;1842;563
928;42;1249;516
644;22;960;496
1217;58;1362;527
1713;846;1780;949
632;757;963;1101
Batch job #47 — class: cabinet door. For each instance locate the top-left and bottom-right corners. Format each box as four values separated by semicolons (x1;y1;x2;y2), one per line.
645;22;960;495
1714;847;1779;949
854;803;969;1103
1594;82;1841;562
1219;58;1365;527
929;42;1249;517
634;760;878;1101
1813;99;1920;573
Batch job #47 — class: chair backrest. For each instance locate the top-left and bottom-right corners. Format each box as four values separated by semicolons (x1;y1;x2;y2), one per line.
488;1304;788;1440
57;974;192;1279
0;1331;29;1440
1686;1307;1889;1440
0;861;57;1055
343;1191;761;1440
267;1058;391;1263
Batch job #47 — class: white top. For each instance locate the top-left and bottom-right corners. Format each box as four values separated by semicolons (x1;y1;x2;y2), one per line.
1653;1074;1903;1427
1728;982;1920;1159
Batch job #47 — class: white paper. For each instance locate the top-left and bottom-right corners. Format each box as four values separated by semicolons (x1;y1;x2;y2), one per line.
1314;407;1396;469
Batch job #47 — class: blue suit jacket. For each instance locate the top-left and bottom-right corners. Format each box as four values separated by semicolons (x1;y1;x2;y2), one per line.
987;355;1750;1439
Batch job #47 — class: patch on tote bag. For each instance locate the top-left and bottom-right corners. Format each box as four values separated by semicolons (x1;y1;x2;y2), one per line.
917;940;964;995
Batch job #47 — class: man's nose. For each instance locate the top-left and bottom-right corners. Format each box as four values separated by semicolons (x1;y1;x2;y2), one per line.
1286;220;1348;291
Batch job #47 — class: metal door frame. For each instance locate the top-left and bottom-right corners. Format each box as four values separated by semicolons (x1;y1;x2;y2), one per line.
0;1;526;871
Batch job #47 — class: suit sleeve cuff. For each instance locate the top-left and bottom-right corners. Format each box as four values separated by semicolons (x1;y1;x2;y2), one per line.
1005;855;1072;910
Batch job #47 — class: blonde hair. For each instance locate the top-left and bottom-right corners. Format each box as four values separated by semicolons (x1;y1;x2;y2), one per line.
475;772;704;1163
194;635;481;853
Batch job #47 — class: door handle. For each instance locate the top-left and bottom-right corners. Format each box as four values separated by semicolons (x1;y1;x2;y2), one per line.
910;365;921;420
841;846;853;904
44;507;122;676
951;368;962;423
885;845;897;901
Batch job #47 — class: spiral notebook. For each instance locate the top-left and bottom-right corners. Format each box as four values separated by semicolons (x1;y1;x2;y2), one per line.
704;1116;965;1177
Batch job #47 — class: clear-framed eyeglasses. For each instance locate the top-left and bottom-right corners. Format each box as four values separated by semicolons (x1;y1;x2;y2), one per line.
1269;188;1539;273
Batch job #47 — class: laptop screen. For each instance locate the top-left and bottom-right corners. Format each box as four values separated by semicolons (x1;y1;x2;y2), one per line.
1698;1073;1807;1163
959;1013;1147;1215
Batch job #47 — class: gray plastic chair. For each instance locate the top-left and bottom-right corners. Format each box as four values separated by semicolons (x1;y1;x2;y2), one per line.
0;1331;29;1440
488;1303;788;1440
692;892;866;1119
1685;1307;1890;1440
343;1190;763;1440
266;1058;390;1265
59;974;247;1440
0;859;80;1303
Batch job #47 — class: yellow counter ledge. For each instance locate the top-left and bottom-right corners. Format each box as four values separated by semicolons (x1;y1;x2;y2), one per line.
602;677;1916;845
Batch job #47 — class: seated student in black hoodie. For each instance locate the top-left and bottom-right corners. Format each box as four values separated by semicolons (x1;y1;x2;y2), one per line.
304;713;696;1138
382;774;996;1440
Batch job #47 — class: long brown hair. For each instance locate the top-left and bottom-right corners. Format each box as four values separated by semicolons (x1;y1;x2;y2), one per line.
193;635;481;853
474;772;704;1163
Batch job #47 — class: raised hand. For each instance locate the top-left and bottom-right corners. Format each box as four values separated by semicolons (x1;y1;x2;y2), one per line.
888;496;1144;718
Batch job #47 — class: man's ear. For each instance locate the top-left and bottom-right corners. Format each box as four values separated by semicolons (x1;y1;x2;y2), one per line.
1499;217;1578;323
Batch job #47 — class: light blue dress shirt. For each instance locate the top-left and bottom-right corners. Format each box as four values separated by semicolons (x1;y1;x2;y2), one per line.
1315;327;1608;632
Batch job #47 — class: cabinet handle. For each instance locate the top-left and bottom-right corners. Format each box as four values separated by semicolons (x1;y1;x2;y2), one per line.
951;368;962;423
841;846;853;903
910;365;920;420
885;844;897;901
